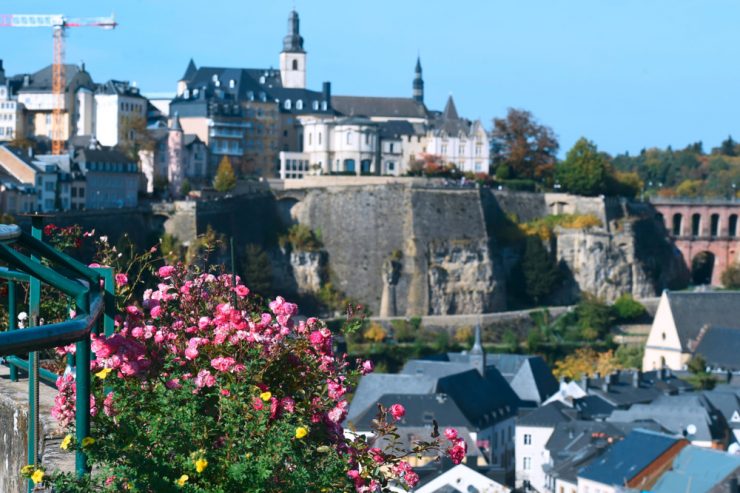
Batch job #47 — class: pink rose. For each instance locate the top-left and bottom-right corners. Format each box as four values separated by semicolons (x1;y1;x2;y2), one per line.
444;427;458;441
194;369;216;389
235;285;250;297
115;273;128;287
360;360;374;375
157;265;175;278
404;471;419;487
389;403;405;421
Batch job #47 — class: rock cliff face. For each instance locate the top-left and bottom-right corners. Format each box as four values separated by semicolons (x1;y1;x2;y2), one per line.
290;250;325;294
428;239;498;314
555;226;655;303
286;184;504;316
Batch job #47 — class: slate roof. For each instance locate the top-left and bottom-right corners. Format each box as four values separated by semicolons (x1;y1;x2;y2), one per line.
607;394;727;443
578;429;685;486
702;388;740;431
378;120;417;139
14;64;91;92
351;393;472;430
545;421;667;485
436;368;521;429
517;401;575;428
424;352;559;405
331;95;428;119
347;373;435;422
651;446;740;493
665;291;740;348
572;395;616;420
694;326;740;370
75;148;136;166
95;80;145;99
401;360;474;380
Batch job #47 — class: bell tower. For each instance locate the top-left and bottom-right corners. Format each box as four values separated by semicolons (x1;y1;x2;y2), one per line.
279;10;307;89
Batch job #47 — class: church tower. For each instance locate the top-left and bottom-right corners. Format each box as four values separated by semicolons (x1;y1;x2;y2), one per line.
469;324;486;376
413;56;424;103
279;10;307;89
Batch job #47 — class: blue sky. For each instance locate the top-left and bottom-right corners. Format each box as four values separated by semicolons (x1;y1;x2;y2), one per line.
2;1;739;156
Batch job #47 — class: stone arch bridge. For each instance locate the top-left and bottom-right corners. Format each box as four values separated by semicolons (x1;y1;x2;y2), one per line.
651;198;740;285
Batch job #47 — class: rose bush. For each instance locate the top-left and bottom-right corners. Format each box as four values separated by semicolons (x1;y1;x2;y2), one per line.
38;262;456;492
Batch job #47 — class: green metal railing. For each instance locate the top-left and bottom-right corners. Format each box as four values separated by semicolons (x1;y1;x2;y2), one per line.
0;217;113;491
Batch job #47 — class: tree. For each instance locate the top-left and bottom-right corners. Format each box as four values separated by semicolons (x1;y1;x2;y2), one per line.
612;293;646;321
241;243;273;296
491;108;559;182
687;355;716;390
719;135;738;156
575;294;614;341
213;156;237;192
520;236;561;304
553;348;621;380
118;114;155;160
557;138;611;196
721;263;740;288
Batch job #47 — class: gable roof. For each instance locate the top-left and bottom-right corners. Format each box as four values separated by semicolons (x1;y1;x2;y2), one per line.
650;446;740;493
578;429;686;486
332;95;428;119
665;291;740;348
15;64;91;92
436;368;520;428
347;373;435;423
351;393;472;430
702;388;740;430
442;95;459;120
414;464;508;493
693;326;740;370
607;393;727;443
517;401;575;428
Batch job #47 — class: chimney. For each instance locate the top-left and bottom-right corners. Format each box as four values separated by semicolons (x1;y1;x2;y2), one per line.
322;81;331;107
632;370;641;388
601;374;611;393
27;147;33;158
23;74;30;87
580;374;589;391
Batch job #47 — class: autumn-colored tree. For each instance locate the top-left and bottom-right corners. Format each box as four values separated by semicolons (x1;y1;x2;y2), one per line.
553;348;621;380
119;114;155;160
491;108;559;182
213;156;237;192
363;322;387;343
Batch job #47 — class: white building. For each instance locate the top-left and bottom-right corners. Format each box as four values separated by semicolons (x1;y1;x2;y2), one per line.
425;96;490;174
642;290;740;372
515;402;575;492
94;80;148;147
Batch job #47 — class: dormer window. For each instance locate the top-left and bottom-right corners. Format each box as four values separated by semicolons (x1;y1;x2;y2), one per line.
247;91;254;101
296;100;303;110
321;101;328;111
284;99;292;110
229;79;235;89
312;101;319;111
259;76;266;84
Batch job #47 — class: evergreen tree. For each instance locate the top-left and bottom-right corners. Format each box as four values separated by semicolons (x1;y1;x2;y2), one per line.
521;236;560;304
241;243;273;296
213;156;237;192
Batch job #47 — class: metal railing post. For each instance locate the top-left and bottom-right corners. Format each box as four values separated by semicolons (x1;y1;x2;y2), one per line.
27;216;42;493
99;268;115;338
8;280;17;382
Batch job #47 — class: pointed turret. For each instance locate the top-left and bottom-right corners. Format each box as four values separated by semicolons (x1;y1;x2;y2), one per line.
442;95;459;121
469;324;485;376
413;56;424;103
181;59;197;82
170;112;183;132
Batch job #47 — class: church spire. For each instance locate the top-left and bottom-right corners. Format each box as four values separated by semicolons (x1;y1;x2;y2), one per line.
413;56;424;103
282;10;305;53
469;324;485;376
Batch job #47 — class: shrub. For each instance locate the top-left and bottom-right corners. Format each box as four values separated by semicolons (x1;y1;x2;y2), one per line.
213;156;236;192
612;294;646;321
43;264;459;492
364;322;388;343
575;294;614;341
390;319;416;343
279;224;323;252
721;263;740;288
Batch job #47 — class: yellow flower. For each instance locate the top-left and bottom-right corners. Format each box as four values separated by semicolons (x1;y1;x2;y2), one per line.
31;469;44;484
176;474;189;487
60;434;73;450
195;458;208;473
81;437;95;448
260;391;272;402
295;426;308;439
95;367;112;379
20;465;34;476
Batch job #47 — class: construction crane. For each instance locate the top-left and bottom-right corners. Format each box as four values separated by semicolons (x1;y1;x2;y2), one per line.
0;14;117;154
